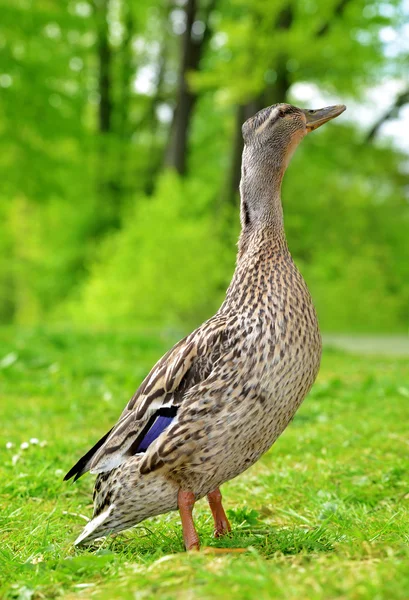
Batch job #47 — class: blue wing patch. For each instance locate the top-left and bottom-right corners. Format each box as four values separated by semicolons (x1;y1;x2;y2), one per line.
137;415;174;451
130;406;178;455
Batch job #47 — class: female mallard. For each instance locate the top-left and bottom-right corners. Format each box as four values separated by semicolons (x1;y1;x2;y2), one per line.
65;103;345;550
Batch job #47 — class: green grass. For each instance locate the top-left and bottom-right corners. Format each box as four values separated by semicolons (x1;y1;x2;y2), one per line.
1;327;409;599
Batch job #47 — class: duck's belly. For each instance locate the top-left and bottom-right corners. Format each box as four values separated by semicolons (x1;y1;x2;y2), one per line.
182;322;322;497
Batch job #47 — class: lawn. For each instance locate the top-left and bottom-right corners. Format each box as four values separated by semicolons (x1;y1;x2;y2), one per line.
1;327;409;599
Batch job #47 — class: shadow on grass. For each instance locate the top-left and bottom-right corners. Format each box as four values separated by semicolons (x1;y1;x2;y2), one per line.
76;521;337;560
204;524;336;557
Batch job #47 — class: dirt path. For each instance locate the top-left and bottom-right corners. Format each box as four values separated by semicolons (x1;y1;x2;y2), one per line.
323;334;409;357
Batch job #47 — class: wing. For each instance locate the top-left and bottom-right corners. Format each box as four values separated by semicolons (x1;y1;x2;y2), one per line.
138;342;243;476
64;316;227;481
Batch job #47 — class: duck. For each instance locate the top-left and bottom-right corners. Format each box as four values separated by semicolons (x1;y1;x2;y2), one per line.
65;102;346;550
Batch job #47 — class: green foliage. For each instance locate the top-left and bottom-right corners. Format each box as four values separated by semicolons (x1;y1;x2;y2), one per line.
284;125;409;332
65;128;409;332
64;172;234;327
1;328;409;598
191;0;402;102
0;0;408;331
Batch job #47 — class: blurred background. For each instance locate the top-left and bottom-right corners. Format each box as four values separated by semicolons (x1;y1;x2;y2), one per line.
0;0;408;334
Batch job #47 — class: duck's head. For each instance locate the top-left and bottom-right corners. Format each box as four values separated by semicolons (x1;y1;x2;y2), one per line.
242;103;346;170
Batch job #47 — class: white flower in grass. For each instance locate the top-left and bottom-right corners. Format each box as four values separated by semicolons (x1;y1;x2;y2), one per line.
12;454;20;465
30;438;39;445
20;442;29;450
55;469;63;477
39;441;48;447
6;442;14;449
31;554;44;564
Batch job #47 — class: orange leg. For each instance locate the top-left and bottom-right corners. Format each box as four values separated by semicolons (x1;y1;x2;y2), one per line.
207;488;231;538
178;490;200;551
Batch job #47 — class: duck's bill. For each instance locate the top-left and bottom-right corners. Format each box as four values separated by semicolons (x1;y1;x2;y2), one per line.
302;105;346;132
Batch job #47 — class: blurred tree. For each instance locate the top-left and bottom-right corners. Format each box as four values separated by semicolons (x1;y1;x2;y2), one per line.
0;0;94;321
0;0;407;331
191;0;395;203
366;87;409;142
226;4;295;204
165;0;217;175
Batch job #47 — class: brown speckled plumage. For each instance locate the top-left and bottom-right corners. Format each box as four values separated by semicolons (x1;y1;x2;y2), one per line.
65;102;346;548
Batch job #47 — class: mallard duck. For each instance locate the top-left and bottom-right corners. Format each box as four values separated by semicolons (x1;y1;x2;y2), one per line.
65;103;346;550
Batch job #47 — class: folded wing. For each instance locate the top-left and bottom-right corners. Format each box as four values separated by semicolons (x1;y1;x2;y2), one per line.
64;318;227;481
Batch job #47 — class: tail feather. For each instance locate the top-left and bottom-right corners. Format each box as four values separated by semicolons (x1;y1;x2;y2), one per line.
64;428;113;482
71;459;179;546
74;503;116;545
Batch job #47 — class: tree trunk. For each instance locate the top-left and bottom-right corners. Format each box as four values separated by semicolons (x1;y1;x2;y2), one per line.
93;0;120;234
116;4;135;197
366;89;409;143
96;0;112;134
165;0;215;175
118;4;134;140
144;2;172;194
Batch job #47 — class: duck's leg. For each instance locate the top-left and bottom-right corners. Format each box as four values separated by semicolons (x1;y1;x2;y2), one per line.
207;488;231;537
178;489;200;551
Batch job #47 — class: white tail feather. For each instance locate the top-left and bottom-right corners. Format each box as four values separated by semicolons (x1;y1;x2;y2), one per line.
74;503;115;546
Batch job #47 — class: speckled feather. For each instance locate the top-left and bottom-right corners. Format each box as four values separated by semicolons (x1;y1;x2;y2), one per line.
66;103;330;545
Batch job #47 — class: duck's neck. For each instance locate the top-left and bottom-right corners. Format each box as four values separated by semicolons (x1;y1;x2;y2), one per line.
238;159;287;257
